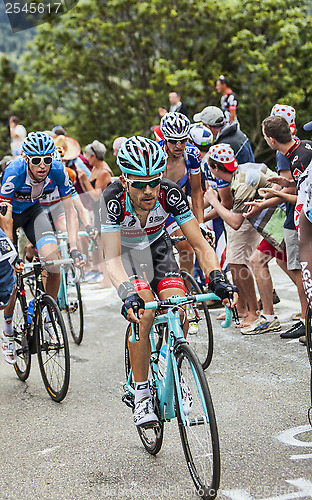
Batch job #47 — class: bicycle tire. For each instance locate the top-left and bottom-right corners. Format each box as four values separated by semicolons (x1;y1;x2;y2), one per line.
174;343;220;499
181;271;213;370
64;265;84;345
124;325;164;455
36;295;70;402
13;294;31;381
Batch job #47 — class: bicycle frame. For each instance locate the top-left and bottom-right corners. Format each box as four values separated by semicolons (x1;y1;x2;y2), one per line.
125;292;232;422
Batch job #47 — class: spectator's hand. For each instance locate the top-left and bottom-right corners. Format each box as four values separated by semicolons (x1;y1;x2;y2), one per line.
76;167;87;181
204;187;218;205
258;187;280;199
158;107;168;118
266;176;294;188
242;199;265;218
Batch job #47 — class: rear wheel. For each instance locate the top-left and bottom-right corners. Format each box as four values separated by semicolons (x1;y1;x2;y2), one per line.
13;294;31;381
64;265;84;345
181;271;213;369
36;295;70;402
174;344;220;499
124;325;164;455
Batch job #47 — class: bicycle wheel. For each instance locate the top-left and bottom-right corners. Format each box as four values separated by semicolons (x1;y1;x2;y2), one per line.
36;295;70;402
12;294;31;381
64;265;84;345
124;325;164;455
181;271;213;370
174;343;220;500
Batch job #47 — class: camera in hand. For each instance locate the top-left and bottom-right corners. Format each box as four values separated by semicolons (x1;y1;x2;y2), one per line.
0;204;7;216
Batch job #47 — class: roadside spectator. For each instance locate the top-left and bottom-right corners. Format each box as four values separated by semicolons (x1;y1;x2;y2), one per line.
215;75;238;124
9;115;26;157
78;140;113;288
158;91;188;118
113;137;127;156
52;125;66;136
194;105;260;324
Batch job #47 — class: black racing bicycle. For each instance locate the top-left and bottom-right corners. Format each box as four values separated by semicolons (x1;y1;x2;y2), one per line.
12;257;70;402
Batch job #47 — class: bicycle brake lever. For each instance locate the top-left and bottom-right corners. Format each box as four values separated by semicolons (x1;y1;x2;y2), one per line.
132;304;140;341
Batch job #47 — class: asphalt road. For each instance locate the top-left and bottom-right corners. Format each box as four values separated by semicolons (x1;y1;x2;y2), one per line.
0;261;311;500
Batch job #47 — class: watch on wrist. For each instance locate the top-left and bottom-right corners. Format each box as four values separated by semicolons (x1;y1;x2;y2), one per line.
117;281;136;301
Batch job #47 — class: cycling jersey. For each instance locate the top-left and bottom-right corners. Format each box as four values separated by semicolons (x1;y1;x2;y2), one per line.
0;228;17;307
221;89;238;124
302;162;312;223
0;157;72;214
202;154;230;189
158;140;201;190
285;138;312;182
100;179;194;250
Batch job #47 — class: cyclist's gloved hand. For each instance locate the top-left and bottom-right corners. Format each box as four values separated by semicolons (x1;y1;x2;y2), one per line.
121;293;145;321
85;225;98;240
70;249;87;267
199;223;215;246
208;270;238;302
13;257;24;273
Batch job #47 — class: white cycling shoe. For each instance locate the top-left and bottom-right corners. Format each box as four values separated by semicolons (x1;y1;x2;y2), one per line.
1;333;17;365
133;396;159;427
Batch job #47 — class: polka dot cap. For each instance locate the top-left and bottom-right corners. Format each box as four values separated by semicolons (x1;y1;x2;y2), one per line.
209;143;238;171
271;104;296;134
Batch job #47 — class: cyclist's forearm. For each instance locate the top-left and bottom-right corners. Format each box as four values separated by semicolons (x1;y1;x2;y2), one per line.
64;206;79;249
106;257;130;290
191;191;204;224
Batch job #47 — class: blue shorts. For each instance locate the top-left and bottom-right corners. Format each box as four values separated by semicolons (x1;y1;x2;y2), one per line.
0;264;15;307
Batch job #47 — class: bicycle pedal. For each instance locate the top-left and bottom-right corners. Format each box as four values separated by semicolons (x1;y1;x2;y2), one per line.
139;420;160;429
122;393;134;409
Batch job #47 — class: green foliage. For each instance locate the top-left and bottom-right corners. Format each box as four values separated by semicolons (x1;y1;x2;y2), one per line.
1;0;312;169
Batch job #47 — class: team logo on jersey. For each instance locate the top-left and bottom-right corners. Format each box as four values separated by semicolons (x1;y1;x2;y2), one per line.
167;188;182;206
107;200;121;216
292;167;302;180
128;216;136;227
1;176;15;195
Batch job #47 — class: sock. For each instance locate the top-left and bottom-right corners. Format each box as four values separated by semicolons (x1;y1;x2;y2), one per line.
3;313;13;337
262;314;275;322
134;381;150;404
44;309;51;324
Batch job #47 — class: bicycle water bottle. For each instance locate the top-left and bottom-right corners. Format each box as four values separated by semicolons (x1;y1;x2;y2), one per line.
27;299;35;324
158;344;168;381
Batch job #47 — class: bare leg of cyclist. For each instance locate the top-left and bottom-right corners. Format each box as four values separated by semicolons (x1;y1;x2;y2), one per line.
128;288;155;383
38;242;61;301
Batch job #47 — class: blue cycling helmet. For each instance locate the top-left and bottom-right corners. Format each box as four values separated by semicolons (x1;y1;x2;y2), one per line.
160;112;190;141
117;136;167;176
22;132;56;156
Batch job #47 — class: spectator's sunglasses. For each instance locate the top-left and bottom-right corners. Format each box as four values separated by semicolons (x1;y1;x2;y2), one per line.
126;175;162;190
167;138;187;145
27;155;53;167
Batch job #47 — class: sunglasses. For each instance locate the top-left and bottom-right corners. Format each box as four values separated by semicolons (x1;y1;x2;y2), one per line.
28;156;53;167
126;176;162;190
167;138;187;145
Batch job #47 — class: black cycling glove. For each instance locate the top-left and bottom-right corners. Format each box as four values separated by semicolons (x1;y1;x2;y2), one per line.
208;270;238;301
70;249;86;264
121;293;145;320
85;225;98;239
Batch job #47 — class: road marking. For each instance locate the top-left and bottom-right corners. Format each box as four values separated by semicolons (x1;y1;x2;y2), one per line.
276;425;312;448
38;445;60;455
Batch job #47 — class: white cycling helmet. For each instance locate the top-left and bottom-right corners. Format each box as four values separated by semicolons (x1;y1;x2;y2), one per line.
189;124;214;149
160;112;190;141
271;104;296;134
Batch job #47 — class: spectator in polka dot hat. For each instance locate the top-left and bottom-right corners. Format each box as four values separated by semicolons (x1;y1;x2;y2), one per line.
271;104;296;135
205;142;291;336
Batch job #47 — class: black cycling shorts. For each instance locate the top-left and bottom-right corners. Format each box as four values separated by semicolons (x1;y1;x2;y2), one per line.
13;202;57;251
121;233;185;296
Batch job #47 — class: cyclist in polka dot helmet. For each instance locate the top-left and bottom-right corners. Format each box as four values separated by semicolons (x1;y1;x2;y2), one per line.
271;104;296;135
208;143;238;172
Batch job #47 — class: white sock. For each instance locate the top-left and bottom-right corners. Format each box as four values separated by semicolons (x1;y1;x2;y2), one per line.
262;314;275;321
3;314;13;337
134;381;150;404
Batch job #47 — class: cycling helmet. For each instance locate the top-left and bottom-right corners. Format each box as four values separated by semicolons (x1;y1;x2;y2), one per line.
271;104;296;135
22;132;56;156
117;136;167;176
209;143;238;172
189;124;214;148
160;112;190;141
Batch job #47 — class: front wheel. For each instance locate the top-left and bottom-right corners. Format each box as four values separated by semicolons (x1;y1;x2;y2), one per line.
36;295;70;402
181;271;213;370
124;325;164;455
174;344;220;499
13;294;31;381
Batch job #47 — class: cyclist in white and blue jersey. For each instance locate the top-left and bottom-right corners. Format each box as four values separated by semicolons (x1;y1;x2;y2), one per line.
0;132;85;303
100;136;238;427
